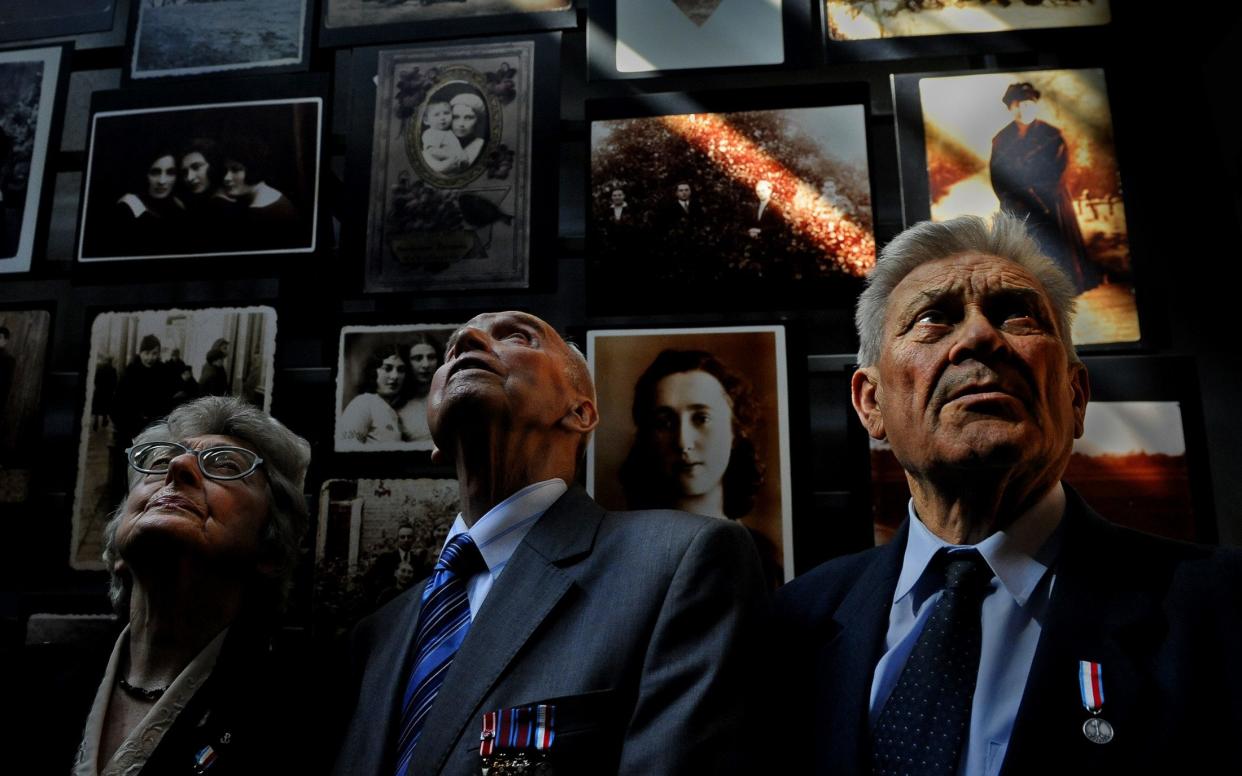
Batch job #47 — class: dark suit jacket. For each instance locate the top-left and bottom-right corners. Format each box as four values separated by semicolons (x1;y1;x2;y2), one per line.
332;486;767;776
772;486;1242;775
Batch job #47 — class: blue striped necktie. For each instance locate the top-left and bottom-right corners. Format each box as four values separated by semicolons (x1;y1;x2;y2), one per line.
393;533;485;776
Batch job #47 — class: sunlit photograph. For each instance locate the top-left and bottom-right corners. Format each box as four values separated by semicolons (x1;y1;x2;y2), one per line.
825;0;1110;41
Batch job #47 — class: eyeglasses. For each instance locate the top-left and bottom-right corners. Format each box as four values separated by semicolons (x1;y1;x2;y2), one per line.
126;441;264;481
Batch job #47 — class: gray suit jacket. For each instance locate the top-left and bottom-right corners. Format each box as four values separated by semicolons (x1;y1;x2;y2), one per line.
332;486;767;775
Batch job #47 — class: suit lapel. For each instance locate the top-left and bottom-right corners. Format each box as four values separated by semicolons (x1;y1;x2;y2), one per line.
1002;489;1164;774
412;487;602;774
818;523;907;772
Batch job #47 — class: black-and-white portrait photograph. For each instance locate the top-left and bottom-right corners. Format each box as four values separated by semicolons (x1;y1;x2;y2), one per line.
315;477;459;639
129;0;311;81
71;305;277;570
335;323;459;452
1;46;65;275
325;0;570;29
365;41;534;291
77;95;322;263
588;326;792;588
0;308;51;503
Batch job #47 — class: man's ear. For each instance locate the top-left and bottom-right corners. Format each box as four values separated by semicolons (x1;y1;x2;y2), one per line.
851;367;886;440
562;397;599;436
1069;361;1091;439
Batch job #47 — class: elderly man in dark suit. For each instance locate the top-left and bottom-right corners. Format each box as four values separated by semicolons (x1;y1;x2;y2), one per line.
774;213;1242;775
333;310;766;776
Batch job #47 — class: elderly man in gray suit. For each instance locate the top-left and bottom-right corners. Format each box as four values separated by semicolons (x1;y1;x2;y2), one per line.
332;310;766;775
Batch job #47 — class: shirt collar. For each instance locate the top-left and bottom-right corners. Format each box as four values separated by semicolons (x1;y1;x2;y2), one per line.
443;479;567;576
894;482;1065;607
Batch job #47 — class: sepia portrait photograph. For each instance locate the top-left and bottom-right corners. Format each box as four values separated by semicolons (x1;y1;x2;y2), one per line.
77;94;322;263
1;46;66;275
589;98;875;311
611;0;784;73
0;308;51;503
896;67;1137;345
825;0;1111;41
315;477;459;638
128;0;311;81
364;41;535;291
334;323;460;452
588;326;792;588
70;305;277;570
871;400;1197;544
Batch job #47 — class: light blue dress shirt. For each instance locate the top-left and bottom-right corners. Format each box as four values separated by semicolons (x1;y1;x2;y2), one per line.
441;478;567;619
869;483;1066;776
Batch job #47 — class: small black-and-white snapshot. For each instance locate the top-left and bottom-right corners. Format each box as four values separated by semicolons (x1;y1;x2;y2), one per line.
77;95;322;263
0;308;51;503
129;0;311;81
1;46;64;274
70;305;277;570
335;323;460;452
314;477;460;638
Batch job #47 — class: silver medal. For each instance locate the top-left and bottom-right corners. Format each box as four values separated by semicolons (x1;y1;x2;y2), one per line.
1082;716;1114;744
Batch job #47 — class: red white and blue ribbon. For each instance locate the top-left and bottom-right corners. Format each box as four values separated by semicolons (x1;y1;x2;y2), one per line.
194;744;217;773
479;704;556;758
1078;660;1105;713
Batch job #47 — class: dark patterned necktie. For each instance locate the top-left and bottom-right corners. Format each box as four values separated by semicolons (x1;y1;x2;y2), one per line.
872;549;993;776
393;533;485;776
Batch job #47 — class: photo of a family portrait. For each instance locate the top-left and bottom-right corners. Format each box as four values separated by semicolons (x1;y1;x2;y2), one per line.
1;45;65;275
77;94;322;263
128;0;311;81
896;67;1137;345
335;323;460;452
824;0;1111;41
70;305;277;570
588;326;792;588
364;41;535;291
314;477;460;639
589;99;875;311
0;308;51;503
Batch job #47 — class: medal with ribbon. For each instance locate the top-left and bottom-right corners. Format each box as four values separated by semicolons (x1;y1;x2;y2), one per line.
479;703;556;775
1078;660;1114;744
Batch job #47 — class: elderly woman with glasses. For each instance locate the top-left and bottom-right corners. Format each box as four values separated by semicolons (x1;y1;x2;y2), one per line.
74;395;312;776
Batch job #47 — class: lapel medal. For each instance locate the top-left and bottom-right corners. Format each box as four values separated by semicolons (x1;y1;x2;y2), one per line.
1078;660;1114;744
479;703;556;774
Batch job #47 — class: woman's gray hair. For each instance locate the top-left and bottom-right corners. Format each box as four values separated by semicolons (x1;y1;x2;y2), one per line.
855;212;1080;367
102;396;311;617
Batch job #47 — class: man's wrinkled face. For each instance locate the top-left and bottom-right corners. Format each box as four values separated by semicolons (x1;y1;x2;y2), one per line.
854;253;1087;483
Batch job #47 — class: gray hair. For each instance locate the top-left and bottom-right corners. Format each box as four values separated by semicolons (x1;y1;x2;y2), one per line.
855;213;1079;367
102;396;311;617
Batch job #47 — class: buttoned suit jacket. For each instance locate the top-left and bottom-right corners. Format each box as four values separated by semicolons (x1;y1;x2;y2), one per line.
771;485;1242;775
331;486;767;776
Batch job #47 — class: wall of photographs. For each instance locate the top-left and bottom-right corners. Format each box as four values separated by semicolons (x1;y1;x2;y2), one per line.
4;0;1242;688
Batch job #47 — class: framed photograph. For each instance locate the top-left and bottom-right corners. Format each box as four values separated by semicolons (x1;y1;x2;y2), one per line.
588;0;815;80
894;67;1140;346
0;1;115;44
350;35;560;293
821;0;1111;62
587;325;793;587
1;44;70;275
126;0;312;82
77;79;325;265
70;305;278;570
0;306;52;504
335;323;461;453
320;0;574;48
314;477;459;638
869;355;1215;546
588;87;875;313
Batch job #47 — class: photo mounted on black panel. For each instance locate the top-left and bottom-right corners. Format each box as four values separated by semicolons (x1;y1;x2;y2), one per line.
1;46;64;275
335;323;460;452
0;309;51;503
130;0;310;80
315;478;459;639
614;0;783;73
71;306;277;570
78;96;322;263
326;0;570;29
0;1;115;44
587;326;792;588
589;105;875;310
366;41;534;291
825;0;1110;41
